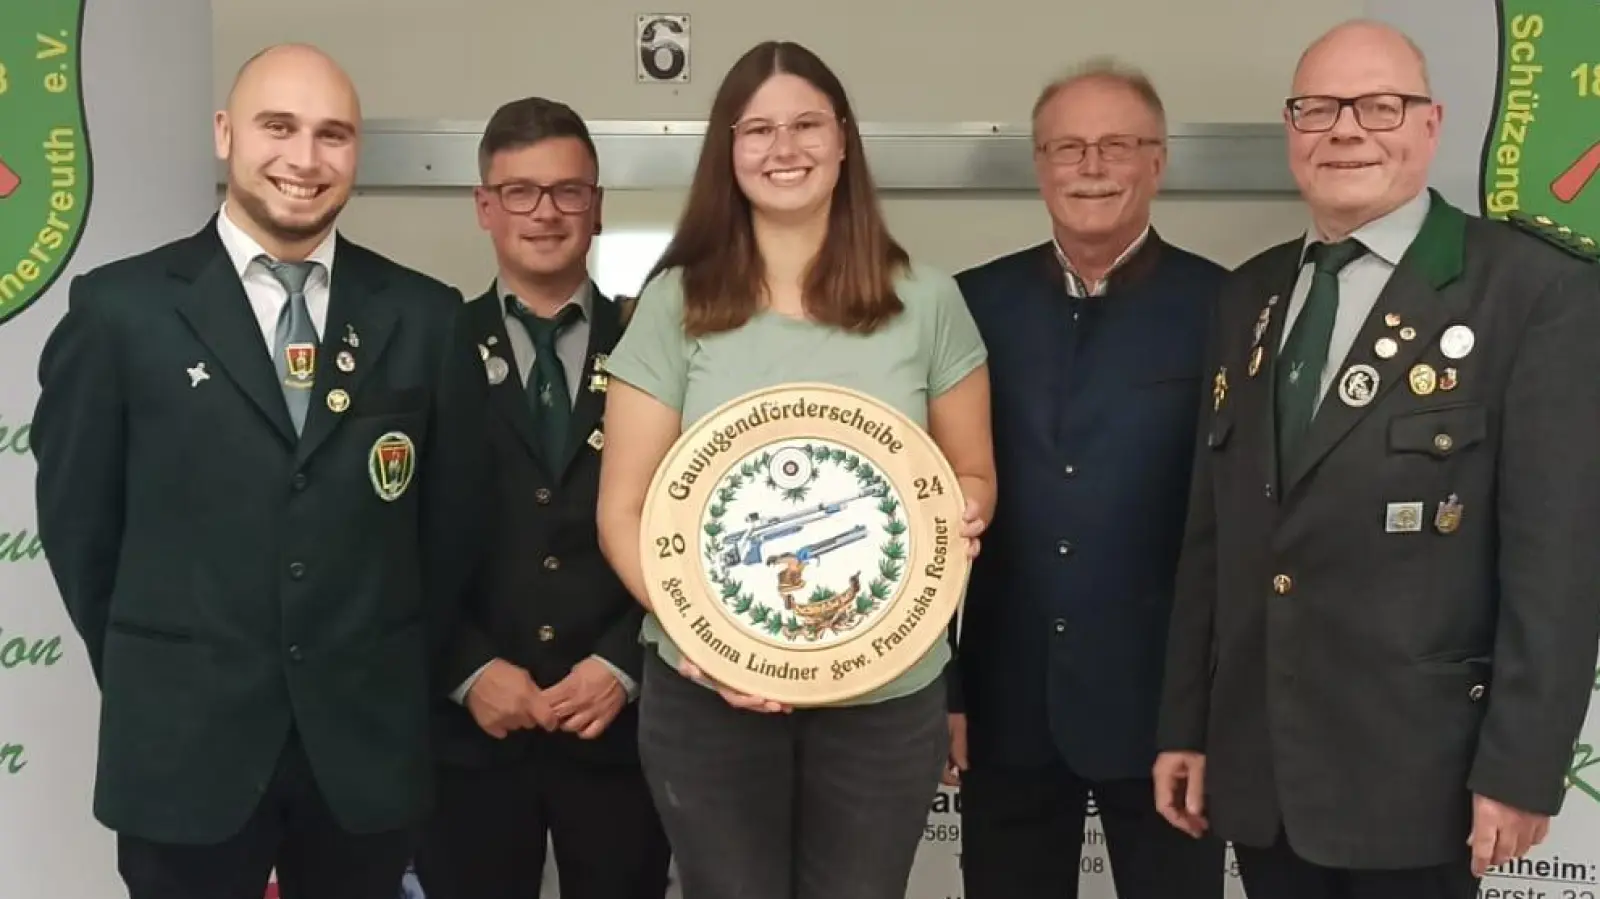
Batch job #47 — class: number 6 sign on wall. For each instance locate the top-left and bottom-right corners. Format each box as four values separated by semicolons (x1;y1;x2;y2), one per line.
636;14;690;83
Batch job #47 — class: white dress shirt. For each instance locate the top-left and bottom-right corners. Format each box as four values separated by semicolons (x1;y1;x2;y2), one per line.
215;202;337;347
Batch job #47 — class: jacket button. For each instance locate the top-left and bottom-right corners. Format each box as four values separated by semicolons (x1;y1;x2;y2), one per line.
291;473;308;491
538;625;556;642
1062;464;1076;477
543;555;560;571
288;561;306;579
287;644;303;661
1057;541;1073;556
1468;683;1486;701
535;488;552;505
1272;574;1292;595
1433;433;1454;453
1053;619;1066;634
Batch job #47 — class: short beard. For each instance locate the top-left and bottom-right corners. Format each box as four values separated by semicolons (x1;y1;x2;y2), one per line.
230;177;345;247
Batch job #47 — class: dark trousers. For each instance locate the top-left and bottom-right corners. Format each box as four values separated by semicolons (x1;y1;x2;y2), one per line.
961;757;1225;899
1235;828;1479;899
411;748;672;899
636;652;948;899
116;729;412;899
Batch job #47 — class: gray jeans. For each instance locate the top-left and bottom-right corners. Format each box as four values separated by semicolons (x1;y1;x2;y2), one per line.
637;652;949;899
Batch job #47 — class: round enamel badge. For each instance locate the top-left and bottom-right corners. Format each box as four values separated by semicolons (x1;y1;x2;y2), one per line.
640;383;971;706
368;431;417;502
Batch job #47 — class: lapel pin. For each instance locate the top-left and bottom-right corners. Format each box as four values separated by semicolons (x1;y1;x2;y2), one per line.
485;356;509;385
486;335;499;346
1338;364;1379;407
1374;337;1398;359
1385;501;1423;533
589;372;609;393
1440;324;1475;359
592;352;609;374
1439;367;1459;391
336;350;356;373
285;344;316;386
587;428;605;451
1384;312;1401;327
1409;363;1437;396
187;362;210;388
1252;306;1271;346
343;324;359;347
327;388;350;413
1248;345;1264;377
1398;326;1417;341
1434;493;1463;533
1213;366;1228;411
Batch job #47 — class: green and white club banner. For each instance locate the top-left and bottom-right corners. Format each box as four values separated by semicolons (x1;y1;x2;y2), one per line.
0;0;215;896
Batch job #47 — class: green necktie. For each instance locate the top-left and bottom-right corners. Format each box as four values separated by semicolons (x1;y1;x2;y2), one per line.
260;257;319;435
1275;238;1365;458
509;300;580;462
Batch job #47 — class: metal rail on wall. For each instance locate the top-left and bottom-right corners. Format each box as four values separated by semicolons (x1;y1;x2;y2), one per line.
215;119;1298;193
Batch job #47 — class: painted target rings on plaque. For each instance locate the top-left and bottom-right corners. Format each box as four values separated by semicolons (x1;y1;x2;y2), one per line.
640;383;971;706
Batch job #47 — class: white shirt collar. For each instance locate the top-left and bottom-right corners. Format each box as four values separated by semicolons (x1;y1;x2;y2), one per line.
216;201;338;282
1053;224;1151;297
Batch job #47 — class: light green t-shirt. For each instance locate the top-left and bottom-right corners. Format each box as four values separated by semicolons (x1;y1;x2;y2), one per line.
604;259;988;705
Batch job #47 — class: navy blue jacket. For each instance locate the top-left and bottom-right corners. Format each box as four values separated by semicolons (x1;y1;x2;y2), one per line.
952;234;1226;780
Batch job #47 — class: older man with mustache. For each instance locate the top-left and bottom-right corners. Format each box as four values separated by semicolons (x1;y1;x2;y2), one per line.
949;58;1228;899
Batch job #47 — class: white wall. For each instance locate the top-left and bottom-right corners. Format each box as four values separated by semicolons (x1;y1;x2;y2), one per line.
210;0;1366;292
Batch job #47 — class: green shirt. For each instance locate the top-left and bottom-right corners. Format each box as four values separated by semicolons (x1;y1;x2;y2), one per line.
604;260;988;705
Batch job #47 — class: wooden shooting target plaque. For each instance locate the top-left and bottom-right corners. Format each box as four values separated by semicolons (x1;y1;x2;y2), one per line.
640;383;971;705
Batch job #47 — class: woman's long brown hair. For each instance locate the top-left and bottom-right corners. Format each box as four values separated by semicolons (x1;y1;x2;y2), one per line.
642;40;909;337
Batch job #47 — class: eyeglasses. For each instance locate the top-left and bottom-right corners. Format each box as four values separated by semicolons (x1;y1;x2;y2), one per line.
482;180;597;215
731;111;839;154
1286;93;1432;132
1036;135;1163;166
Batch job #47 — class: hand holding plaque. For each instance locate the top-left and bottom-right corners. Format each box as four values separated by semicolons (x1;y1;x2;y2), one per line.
640;383;973;707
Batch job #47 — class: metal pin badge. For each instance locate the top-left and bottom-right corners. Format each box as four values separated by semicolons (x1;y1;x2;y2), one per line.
1409;364;1437;396
1385;501;1423;533
1338;364;1379;407
1434;493;1463;533
1440;325;1475;359
485;356;509;385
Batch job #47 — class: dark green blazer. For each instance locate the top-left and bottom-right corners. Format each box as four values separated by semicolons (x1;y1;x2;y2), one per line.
1157;193;1600;870
432;285;646;769
30;217;491;844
